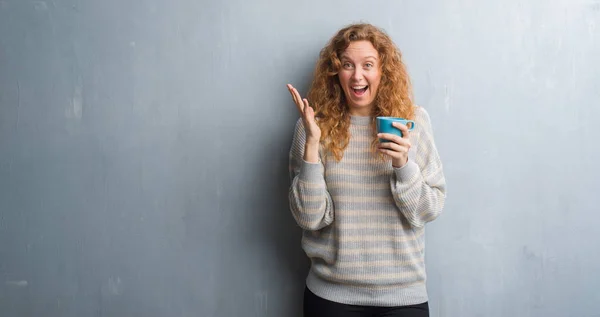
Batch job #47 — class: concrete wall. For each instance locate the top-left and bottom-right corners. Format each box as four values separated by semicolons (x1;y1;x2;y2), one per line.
1;0;599;316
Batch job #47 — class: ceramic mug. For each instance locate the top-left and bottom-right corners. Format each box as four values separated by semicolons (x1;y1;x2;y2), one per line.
376;117;415;142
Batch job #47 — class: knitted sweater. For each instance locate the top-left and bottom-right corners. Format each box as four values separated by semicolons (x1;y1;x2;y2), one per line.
288;106;446;307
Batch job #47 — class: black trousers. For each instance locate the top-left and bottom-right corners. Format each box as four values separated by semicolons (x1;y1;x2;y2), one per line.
303;286;429;317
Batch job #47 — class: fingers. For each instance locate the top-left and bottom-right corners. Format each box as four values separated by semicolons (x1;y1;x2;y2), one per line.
392;122;410;139
287;85;320;140
293;88;303;108
378;138;410;167
378;139;409;153
377;133;411;147
287;84;306;115
377;131;411;164
303;98;313;118
286;84;299;111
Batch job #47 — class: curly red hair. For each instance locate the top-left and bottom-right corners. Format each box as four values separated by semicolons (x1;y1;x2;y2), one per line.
307;23;415;161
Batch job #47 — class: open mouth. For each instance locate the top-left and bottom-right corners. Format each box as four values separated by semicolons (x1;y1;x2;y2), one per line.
352;85;368;96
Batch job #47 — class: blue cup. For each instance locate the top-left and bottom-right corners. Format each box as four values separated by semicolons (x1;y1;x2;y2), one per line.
376;117;416;142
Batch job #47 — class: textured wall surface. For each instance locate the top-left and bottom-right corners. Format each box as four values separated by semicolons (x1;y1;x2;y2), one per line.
1;0;599;316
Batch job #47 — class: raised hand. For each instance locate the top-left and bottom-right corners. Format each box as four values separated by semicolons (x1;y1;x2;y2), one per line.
287;84;321;145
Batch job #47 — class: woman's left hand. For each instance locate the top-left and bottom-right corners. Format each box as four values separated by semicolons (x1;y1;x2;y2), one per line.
377;122;411;168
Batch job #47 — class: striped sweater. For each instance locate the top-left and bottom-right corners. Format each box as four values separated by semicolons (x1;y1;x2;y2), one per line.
288;106;446;307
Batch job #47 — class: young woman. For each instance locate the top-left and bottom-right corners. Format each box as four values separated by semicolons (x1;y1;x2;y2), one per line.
287;23;447;317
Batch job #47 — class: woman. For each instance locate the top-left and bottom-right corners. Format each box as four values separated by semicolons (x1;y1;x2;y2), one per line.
286;23;446;317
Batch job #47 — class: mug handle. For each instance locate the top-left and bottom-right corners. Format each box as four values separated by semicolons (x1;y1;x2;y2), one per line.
405;120;415;130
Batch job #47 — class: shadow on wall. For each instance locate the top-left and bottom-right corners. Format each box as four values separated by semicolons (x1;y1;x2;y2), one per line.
255;113;311;315
248;74;318;315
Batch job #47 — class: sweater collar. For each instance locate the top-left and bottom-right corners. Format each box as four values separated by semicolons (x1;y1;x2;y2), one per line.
350;115;372;126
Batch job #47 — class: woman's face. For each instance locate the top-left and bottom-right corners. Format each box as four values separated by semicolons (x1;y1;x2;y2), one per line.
338;40;382;116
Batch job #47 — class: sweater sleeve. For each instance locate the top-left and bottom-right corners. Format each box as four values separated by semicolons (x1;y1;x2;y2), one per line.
288;118;335;230
390;107;447;228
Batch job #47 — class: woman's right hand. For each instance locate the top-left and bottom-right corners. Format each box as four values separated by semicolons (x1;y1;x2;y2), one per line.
287;84;321;146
